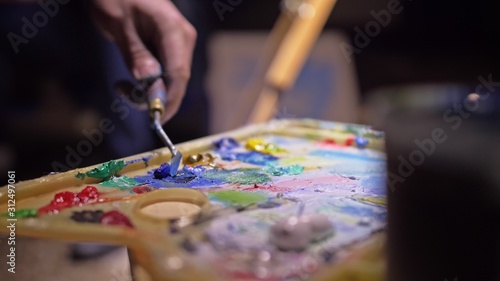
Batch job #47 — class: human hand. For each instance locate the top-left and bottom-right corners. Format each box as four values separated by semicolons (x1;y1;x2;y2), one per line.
89;0;196;123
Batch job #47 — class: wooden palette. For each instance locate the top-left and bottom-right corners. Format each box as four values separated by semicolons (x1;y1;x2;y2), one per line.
0;119;387;281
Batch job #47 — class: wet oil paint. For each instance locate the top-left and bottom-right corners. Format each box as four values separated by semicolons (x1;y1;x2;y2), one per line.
1;209;38;219
100;210;134;228
134;165;224;188
221;151;278;166
263;164;304;176
39;186;101;215
208;190;267;206
100;176;140;192
75;160;125;180
355;136;369;149
203;169;271;185
245;138;286;155
310;149;384;162
154;163;171;179
71;210;104;223
184;153;215;166
131;186;156;194
134;165;271;188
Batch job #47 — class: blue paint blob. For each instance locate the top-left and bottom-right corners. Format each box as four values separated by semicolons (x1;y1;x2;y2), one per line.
125;155;153;166
310;150;383;162
134;165;226;188
213;137;239;151
221;151;278;166
355;136;369;149
154;163;171;179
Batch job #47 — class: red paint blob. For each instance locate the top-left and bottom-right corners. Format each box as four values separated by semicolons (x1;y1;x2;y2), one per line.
39;186;101;215
100;210;133;228
318;139;344;148
78;186;99;201
345;137;355;146
323;139;336;145
131;185;154;194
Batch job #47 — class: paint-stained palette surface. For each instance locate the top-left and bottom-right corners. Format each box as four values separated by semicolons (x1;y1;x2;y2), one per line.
0;119;386;281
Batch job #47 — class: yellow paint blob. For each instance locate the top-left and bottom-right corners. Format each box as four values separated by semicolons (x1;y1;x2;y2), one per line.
245;138;286;155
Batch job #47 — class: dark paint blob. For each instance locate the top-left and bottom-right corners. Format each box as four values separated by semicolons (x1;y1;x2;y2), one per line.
180;238;198;253
71;210;104;223
320;250;335;263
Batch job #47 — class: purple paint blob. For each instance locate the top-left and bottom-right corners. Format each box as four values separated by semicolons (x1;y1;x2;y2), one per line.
213;137;239;151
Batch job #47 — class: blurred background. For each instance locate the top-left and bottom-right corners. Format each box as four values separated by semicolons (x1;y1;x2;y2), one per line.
1;0;500;280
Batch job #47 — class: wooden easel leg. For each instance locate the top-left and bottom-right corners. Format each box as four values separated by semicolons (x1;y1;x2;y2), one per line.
247;0;338;124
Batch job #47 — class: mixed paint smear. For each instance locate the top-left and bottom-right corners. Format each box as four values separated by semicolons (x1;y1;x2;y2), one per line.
263;164;304;176
127;162;303;189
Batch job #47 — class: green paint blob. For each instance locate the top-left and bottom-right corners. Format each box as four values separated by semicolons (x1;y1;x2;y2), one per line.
264;164;304;176
100;176;139;191
203;169;271;185
209;190;267;206
85;160;125;180
2;209;38;219
75;172;86;180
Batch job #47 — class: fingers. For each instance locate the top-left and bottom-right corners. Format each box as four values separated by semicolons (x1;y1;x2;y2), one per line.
154;1;197;123
90;0;196;124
